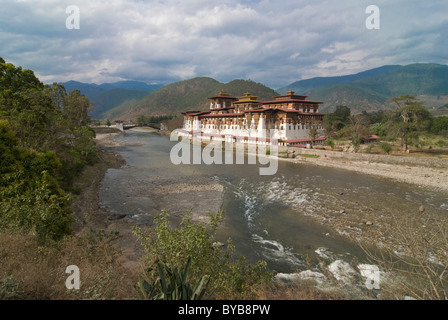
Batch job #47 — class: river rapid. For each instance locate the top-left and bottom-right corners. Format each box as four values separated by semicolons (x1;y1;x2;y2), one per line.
99;130;448;291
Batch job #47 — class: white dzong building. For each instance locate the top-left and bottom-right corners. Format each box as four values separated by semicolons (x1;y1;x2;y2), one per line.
179;90;326;147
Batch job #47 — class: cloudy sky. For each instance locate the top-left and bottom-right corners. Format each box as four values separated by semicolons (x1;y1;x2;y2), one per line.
1;0;447;89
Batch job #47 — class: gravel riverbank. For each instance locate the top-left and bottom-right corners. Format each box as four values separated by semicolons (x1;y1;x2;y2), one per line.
278;148;448;193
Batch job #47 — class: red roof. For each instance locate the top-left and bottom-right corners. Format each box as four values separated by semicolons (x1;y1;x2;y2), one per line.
267;108;325;116
208;95;238;100
262;99;323;104
182;110;210;116
286;137;326;143
199;112;244;118
187;108;325;118
299;111;326;116
274;94;308;99
243;108;271;113
236;136;275;142
174;129;190;134
210;106;235;111
201;133;225;138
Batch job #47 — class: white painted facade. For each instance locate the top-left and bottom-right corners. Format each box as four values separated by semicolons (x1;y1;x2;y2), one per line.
180;90;325;146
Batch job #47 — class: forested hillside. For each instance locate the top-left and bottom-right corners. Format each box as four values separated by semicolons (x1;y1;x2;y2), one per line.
60;80;162;119
283;63;448;113
102;77;280;121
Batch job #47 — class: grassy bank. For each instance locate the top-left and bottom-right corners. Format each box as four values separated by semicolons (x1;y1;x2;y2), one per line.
0;141;140;299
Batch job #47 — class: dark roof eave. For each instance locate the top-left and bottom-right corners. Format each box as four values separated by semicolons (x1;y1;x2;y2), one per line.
199;113;244;118
262;99;323;104
208;96;238;100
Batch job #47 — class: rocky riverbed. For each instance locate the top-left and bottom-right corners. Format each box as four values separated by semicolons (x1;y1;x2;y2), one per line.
81;130;447;276
73;129;225;271
276;149;448;251
279;148;448;193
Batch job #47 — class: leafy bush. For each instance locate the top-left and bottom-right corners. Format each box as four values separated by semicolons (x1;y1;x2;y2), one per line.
436;139;446;147
133;210;273;299
431;116;448;136
380;142;392;154
325;137;335;149
0;170;73;244
0;276;19;299
0;121;73;243
138;257;217;300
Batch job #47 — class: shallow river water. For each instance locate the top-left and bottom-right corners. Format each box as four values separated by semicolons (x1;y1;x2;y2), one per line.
99;130;448;288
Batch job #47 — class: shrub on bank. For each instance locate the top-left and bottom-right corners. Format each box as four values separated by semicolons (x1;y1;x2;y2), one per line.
133;210;273;300
380;142;392;154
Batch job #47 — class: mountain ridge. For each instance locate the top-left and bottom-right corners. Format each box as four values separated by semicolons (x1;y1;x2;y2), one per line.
278;65;402;94
60;63;448;120
102;77;280;121
59;80;163;118
287;63;448;113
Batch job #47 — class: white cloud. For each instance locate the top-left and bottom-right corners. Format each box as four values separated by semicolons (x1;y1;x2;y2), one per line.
289;52;300;60
0;0;446;88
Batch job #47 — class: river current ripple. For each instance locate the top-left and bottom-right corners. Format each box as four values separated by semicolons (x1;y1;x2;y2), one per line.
99;130;448;291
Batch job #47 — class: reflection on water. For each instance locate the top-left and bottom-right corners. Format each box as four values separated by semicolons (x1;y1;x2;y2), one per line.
100;130;448;283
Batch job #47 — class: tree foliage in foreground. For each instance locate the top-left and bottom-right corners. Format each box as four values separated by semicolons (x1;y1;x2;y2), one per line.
0;57;97;243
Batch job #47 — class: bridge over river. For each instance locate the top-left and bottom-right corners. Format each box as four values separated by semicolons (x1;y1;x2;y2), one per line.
114;121;161;132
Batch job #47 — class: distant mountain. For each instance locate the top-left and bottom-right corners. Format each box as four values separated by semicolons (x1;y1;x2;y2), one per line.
86;88;150;119
59;80;163;119
282;63;448;113
103;77;280;121
62;63;448;119
96;80;162;92
353;63;448;97
278;65;401;94
307;83;391;113
62;80;162;93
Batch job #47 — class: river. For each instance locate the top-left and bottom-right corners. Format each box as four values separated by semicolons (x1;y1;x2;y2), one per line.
99;130;448;289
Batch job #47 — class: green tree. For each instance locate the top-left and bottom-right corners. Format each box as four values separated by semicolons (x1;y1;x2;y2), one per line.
136;114;147;126
308;118;320;146
0;121;73;243
431;116;448;136
364;110;385;125
0;60;59;149
380;142;392;154
323;105;352;139
342;114;370;153
332;105;351;125
0;58;98;243
63;89;93;127
325;137;335;150
47;82;67;111
384;95;432;151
